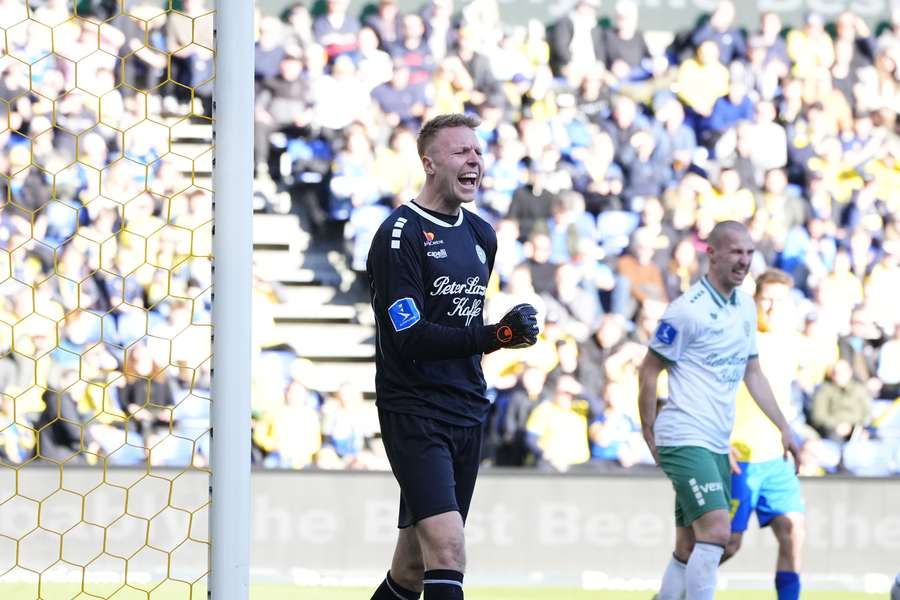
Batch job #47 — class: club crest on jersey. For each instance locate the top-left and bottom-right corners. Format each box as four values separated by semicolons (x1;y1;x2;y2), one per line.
388;297;420;332
475;244;486;264
655;321;678;345
423;231;443;246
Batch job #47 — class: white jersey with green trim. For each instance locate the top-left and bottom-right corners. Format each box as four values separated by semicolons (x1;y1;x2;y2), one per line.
649;275;759;453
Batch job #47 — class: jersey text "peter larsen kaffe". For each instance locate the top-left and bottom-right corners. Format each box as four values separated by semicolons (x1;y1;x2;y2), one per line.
366;201;498;426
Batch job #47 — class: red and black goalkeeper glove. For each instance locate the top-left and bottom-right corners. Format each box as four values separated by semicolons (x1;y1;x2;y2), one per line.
482;303;539;353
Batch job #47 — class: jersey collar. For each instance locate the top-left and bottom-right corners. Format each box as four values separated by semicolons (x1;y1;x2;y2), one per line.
406;201;465;227
700;275;738;308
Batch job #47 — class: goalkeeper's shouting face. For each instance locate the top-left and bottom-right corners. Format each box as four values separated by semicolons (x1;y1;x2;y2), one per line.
421;125;484;206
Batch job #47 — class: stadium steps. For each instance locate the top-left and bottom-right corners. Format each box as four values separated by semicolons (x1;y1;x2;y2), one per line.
277;322;376;360
168;122;213;143
166;119;379;390
252;213;310;252
298;360;376;395
271;285;357;323
170;142;213;161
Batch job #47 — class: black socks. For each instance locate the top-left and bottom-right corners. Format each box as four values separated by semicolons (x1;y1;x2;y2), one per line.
423;569;464;599
371;570;421;600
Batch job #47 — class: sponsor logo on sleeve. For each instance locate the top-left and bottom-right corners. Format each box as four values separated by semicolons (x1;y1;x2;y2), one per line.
387;297;421;332
655;321;678;345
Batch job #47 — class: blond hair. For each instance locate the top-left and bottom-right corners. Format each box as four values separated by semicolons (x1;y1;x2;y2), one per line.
416;113;481;158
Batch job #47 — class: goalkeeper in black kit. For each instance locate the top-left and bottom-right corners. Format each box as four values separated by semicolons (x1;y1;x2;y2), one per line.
366;113;539;600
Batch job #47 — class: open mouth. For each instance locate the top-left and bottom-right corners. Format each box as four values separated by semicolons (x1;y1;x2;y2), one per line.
458;174;479;189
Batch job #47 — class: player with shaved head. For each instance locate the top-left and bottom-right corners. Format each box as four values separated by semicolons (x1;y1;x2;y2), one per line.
639;221;801;600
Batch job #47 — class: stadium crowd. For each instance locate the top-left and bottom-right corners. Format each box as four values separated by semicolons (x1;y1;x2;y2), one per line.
0;0;215;467
1;0;899;476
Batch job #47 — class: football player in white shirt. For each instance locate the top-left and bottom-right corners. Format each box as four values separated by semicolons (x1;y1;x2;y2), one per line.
638;221;801;600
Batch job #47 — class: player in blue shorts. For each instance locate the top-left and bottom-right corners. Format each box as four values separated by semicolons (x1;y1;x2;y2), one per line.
723;269;804;600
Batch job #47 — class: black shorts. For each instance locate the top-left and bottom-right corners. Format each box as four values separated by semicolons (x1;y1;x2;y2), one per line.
378;409;483;529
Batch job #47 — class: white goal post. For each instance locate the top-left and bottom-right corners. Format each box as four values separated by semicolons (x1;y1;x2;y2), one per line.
211;1;254;599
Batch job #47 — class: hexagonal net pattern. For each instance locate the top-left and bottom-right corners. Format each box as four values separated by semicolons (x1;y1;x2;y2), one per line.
1;3;213;598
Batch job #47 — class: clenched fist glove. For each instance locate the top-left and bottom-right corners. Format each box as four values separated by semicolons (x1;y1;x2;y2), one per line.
482;303;539;353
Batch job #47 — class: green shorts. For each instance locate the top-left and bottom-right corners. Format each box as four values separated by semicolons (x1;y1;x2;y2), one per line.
657;445;732;528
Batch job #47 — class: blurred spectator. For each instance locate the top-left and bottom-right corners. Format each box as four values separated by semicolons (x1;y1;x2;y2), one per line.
578;315;629;400
753;11;791;75
355;26;394;91
455;26;503;108
652;93;697;180
166;0;213;113
255;54;311;175
543;263;601;342
311;53;373;134
328;123;379;220
522;231;559;297
366;0;403;50
283;2;315;51
546;190;594;263
547;0;603;86
839;305;884;397
390;13;435;89
489;366;547;466
675;40;730;119
256;16;288;81
787;12;834;79
506;159;556;241
319;382;380;469
620;129;670;202
589;380;652;468
603;95;650;164
488;262;546;324
254;379;322;469
603;0;657;83
34;387;101;463
313;0;361;60
746;102;788;171
525;375;591;471
617;226;668;315
701;79;754;146
421;0;456;63
834;10;876;70
480;130;528;218
810;358;872;441
690;1;745;66
663;236;701;300
371;63;427;129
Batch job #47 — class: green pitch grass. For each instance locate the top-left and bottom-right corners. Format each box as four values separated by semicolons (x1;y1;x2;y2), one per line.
272;588;880;600
0;584;883;599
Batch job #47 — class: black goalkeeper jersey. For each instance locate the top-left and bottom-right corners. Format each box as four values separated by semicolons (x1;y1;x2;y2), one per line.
366;201;498;427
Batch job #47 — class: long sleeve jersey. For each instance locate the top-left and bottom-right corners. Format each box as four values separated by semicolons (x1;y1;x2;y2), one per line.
366;201;498;426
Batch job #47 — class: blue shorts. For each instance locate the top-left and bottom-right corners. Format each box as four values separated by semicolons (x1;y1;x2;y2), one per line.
730;458;804;533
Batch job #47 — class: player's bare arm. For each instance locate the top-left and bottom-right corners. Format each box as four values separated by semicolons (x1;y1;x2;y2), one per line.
637;349;667;465
743;358;801;468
